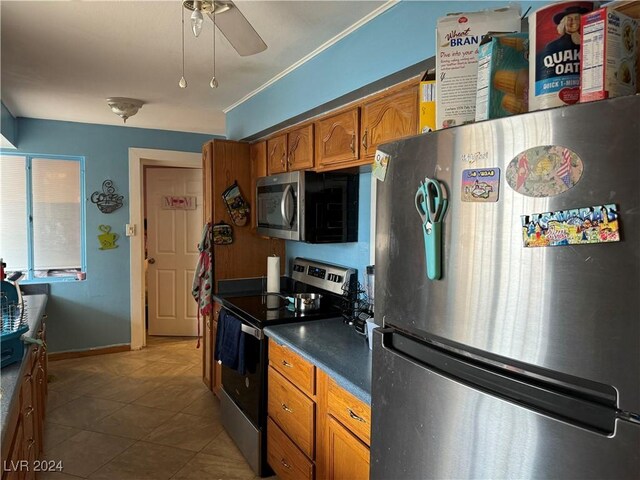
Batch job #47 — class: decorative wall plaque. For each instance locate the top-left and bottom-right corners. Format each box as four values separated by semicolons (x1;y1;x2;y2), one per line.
91;180;124;213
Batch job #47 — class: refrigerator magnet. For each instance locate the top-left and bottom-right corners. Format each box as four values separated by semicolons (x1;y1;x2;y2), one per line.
461;168;500;202
506;145;583;197
372;150;390;182
521;204;621;248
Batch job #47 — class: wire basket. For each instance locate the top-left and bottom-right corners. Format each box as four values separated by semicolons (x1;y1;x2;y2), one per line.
340;280;370;320
1;291;29;368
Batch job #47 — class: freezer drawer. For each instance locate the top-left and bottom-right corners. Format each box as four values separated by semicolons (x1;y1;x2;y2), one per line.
370;330;640;480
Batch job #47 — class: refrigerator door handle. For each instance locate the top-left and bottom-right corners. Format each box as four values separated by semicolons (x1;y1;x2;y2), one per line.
379;329;617;435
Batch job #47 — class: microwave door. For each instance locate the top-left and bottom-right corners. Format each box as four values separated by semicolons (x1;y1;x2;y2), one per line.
257;181;300;240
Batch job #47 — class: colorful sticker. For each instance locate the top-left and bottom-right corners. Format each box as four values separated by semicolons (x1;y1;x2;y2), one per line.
506;145;583;197
372;150;390;182
521;204;620;248
462;168;500;202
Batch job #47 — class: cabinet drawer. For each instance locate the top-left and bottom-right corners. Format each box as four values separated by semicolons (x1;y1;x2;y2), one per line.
327;378;371;446
267;417;314;480
268;367;315;459
269;340;315;396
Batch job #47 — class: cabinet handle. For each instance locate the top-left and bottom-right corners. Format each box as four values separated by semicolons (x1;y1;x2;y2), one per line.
281;459;291;469
42;314;48;319
206;319;211;329
25;406;34;417
348;408;366;423
350;135;355;154
281;152;286;167
281;403;293;413
287;154;292;167
281;359;293;368
362;129;368;150
27;439;36;450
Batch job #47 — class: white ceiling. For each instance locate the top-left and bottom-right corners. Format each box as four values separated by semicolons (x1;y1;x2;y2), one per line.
1;1;387;137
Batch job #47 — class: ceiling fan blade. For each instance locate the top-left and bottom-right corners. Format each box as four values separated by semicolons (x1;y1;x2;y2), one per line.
209;1;267;57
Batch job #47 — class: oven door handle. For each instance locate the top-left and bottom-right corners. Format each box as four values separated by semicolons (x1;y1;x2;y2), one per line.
241;323;264;340
280;184;295;227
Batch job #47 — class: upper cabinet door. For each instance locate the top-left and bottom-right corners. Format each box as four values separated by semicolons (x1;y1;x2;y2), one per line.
267;134;287;175
315;108;360;168
287;124;314;171
361;85;418;160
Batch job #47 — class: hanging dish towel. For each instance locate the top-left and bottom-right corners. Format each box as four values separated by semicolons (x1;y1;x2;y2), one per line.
192;222;214;347
214;308;246;374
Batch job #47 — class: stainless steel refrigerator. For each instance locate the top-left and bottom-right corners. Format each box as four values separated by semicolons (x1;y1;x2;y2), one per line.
371;95;640;479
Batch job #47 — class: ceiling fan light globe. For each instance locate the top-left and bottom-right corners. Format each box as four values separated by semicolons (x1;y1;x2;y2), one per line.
191;9;204;37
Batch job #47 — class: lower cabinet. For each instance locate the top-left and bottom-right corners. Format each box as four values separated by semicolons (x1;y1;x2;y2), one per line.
2;317;48;480
202;301;223;398
266;339;371;480
325;415;370;480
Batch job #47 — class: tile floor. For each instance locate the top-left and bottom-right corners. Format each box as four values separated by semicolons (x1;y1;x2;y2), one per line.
41;336;272;480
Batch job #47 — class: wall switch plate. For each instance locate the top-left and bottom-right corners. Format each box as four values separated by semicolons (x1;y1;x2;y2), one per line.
125;224;136;237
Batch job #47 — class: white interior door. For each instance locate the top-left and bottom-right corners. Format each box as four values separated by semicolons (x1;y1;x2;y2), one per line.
146;167;202;336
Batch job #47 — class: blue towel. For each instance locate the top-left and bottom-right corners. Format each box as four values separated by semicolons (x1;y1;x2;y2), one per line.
214;308;245;375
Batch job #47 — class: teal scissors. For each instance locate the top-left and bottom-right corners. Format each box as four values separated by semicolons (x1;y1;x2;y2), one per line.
415;178;449;280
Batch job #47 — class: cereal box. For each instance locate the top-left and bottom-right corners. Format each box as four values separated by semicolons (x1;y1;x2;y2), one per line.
436;5;521;129
528;2;597;111
580;7;638;102
475;33;529;121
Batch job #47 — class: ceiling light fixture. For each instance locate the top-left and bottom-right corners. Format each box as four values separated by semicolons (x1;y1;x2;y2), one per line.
179;1;232;90
106;98;144;123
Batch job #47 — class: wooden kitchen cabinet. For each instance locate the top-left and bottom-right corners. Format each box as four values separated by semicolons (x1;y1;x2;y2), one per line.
266;340;371;480
267;134;288;174
267;124;314;175
202;301;223;397
2;316;48;480
212;302;223;397
325;415;370;480
315;108;360;169
201;139;285;284
360;84;418;161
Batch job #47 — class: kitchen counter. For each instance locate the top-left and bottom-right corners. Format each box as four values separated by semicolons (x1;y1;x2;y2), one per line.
265;318;372;405
0;294;48;444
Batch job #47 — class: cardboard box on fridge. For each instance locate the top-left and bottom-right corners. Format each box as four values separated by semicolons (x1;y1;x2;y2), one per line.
436;5;521;130
580;6;638;102
419;69;436;133
475;32;529;121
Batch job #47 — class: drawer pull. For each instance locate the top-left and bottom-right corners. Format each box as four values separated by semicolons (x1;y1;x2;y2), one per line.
348;408;366;423
281;459;291;469
281;359;293;368
281;403;293;413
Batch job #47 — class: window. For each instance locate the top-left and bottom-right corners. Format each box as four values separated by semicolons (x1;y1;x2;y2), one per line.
0;153;85;281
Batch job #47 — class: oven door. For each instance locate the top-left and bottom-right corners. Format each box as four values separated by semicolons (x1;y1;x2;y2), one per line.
221;323;266;428
256;172;302;241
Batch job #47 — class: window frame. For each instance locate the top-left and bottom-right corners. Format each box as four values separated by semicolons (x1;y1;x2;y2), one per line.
1;151;86;283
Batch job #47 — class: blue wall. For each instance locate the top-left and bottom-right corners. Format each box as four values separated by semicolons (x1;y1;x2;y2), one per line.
286;173;371;281
1;101;17;147
6;119;214;352
226;1;528;140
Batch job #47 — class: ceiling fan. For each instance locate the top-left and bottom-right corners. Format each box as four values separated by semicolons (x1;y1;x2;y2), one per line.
182;0;267;57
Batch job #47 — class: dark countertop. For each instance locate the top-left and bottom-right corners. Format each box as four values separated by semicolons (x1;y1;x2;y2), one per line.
265;318;372;405
1;294;48;444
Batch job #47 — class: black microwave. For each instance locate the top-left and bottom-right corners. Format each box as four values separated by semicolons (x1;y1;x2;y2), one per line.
256;171;358;243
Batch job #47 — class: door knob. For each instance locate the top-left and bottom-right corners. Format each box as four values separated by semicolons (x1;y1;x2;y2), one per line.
148;258;156;264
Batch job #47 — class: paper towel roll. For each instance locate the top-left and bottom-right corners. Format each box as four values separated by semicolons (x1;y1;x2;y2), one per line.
267;256;280;293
